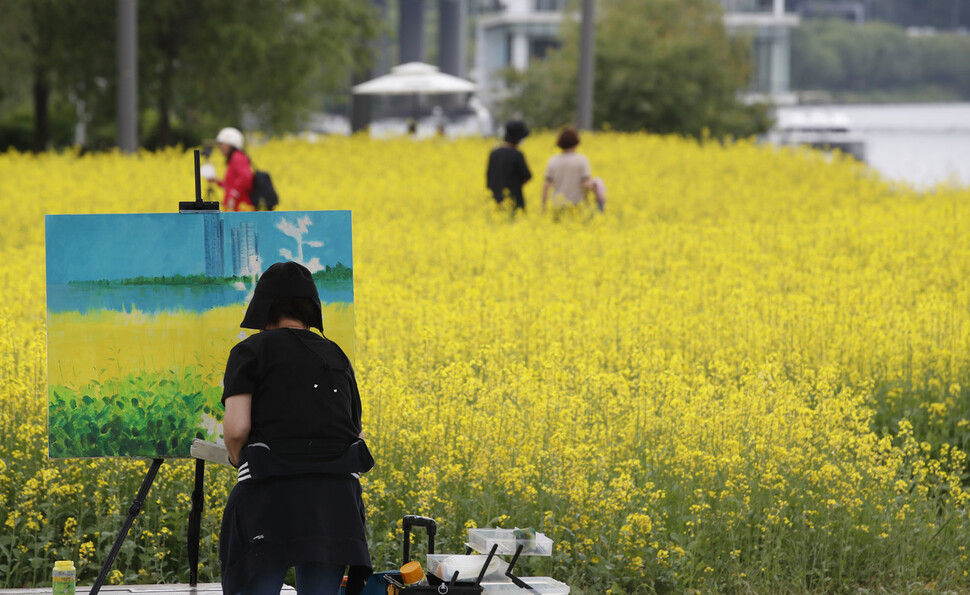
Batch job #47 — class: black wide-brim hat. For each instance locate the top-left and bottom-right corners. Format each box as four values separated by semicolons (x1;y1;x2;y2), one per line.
240;261;323;331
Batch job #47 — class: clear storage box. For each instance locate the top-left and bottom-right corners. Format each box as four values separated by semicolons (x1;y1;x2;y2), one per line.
481;577;570;594
427;553;509;582
466;528;553;556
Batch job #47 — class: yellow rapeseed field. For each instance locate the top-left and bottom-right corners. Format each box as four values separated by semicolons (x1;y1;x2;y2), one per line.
1;132;968;593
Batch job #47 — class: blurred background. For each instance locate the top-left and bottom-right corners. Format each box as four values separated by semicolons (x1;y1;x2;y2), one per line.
1;0;968;186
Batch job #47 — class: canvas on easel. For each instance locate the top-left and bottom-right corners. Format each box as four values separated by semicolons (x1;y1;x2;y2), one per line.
45;210;354;459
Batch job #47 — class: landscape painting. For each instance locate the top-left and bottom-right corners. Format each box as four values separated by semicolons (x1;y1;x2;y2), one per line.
45;211;354;458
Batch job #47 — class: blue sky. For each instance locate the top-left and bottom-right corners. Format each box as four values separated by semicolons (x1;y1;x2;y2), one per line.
46;211;353;284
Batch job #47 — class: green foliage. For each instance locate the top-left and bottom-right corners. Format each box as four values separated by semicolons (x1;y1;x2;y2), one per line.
0;0;381;151
0;0;116;151
0;104;76;152
64;267;354;290
871;376;970;474
138;0;380;141
788;0;970;30
71;274;242;287
0;1;32;108
312;262;354;282
501;0;771;139
791;19;970;101
48;368;222;458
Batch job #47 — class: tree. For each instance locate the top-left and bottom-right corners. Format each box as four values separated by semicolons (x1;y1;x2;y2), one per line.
787;0;970;29
137;0;380;147
0;0;114;151
791;19;970;101
0;0;380;151
16;0;59;152
501;0;770;139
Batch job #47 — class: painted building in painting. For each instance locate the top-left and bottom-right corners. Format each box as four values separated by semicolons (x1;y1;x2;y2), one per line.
230;222;258;277
203;214;224;277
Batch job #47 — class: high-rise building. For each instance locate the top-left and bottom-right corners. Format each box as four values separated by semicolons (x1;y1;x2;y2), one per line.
203;214;224;277
231;222;258;277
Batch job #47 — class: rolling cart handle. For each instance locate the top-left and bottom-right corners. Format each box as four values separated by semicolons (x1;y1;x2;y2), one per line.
402;515;437;565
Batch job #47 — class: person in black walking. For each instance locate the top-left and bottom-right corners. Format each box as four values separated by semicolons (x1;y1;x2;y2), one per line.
486;120;533;212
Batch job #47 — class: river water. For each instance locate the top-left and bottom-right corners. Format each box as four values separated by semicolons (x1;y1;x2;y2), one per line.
774;102;970;189
47;279;354;315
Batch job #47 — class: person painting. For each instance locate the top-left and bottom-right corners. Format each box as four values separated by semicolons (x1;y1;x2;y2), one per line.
220;261;373;595
486;120;533;212
206;127;254;211
542;126;594;215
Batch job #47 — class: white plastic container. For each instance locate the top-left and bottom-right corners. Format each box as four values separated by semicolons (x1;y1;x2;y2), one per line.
427;554;509;582
466;528;554;556
481;577;570;594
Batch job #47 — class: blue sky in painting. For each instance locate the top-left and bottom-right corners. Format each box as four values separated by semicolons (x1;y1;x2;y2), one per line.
46;211;353;284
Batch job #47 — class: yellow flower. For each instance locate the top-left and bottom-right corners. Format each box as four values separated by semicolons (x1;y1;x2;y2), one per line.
1;134;969;591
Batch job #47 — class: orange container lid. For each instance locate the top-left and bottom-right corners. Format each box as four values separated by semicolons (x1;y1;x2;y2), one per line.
400;560;424;584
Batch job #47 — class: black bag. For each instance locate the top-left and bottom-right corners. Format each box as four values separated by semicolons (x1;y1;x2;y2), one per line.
251;170;279;211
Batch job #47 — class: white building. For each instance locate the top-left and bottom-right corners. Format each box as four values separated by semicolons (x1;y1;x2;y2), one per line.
721;0;800;103
470;0;799;107
471;0;567;103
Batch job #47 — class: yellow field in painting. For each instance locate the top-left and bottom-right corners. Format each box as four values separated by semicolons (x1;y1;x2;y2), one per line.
47;302;356;388
46;302;355;457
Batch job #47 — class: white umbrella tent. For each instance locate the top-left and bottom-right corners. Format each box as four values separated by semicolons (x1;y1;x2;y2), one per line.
352;62;477;95
352;62;478;133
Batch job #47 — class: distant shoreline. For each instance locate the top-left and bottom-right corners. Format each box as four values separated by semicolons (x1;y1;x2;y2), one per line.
67;264;353;287
793;89;965;106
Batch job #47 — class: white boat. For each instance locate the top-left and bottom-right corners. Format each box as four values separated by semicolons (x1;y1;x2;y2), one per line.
769;109;867;161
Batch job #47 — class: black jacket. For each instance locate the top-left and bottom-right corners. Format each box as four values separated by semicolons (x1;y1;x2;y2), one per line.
220;329;372;594
486;145;532;209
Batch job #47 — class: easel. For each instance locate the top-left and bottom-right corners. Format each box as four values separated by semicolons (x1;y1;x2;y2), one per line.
89;150;221;595
181;148;221;214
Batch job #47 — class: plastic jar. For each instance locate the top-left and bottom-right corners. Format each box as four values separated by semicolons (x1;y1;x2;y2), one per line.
52;560;76;595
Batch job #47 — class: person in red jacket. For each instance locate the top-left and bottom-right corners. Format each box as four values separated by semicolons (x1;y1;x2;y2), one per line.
207;127;254;211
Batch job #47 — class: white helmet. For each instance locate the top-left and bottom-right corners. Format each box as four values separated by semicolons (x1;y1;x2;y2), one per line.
216;127;244;149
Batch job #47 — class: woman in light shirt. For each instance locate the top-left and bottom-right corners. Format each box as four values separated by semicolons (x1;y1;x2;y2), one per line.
542;127;594;213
